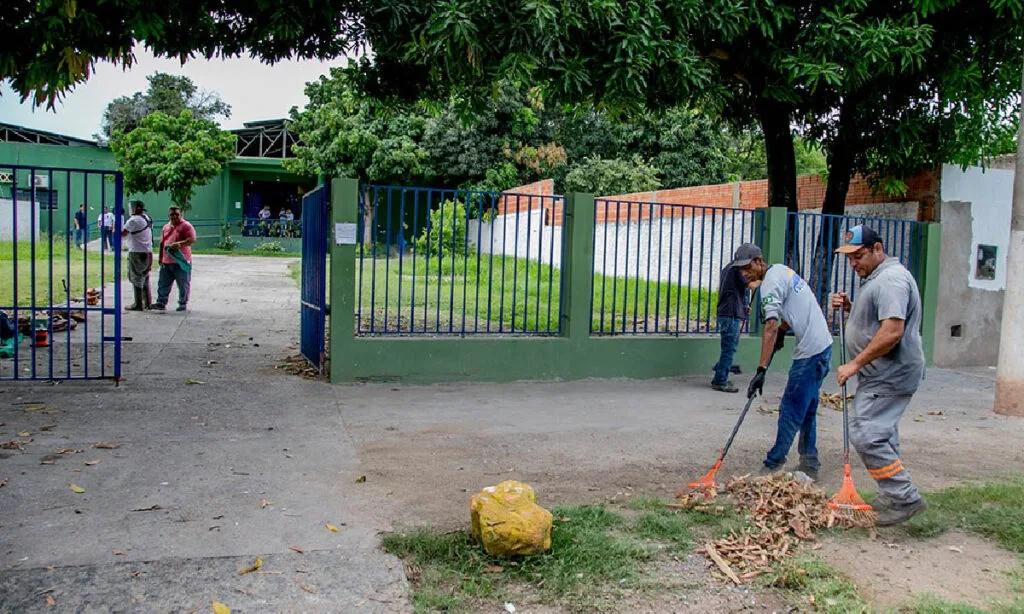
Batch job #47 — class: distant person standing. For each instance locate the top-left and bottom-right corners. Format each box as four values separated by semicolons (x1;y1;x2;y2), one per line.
711;243;757;393
98;207;114;250
74;204;87;248
150;206;196;312
121;201;154;311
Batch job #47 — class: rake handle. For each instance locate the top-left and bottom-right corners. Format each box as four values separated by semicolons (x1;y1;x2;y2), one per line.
839;304;851;466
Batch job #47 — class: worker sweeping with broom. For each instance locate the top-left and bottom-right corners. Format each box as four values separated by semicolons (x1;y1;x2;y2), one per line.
832;225;927;526
734;244;834;482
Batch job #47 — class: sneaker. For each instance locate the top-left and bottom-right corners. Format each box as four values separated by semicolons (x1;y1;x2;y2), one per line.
176;305;187;312
876;498;928;527
149;303;166;311
711;381;739;393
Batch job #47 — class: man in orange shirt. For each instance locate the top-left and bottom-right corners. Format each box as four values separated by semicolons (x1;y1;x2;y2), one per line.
150;206;196;312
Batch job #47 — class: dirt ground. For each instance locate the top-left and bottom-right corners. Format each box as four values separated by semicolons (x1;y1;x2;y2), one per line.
339;368;1024;612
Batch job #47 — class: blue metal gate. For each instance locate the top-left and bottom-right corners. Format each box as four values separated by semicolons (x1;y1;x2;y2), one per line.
1;164;123;381
299;183;329;371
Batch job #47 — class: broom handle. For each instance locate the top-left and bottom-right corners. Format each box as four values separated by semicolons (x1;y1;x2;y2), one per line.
839;303;851;464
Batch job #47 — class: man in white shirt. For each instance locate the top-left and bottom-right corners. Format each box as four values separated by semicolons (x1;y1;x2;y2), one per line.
121;200;154;311
98;207;115;251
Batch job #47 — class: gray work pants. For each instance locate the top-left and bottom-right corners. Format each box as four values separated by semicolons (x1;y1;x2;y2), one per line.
849;391;922;505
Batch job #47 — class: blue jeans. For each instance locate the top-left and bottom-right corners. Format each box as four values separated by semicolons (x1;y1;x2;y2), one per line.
712;317;742;386
102;227;113;250
75;228;85;246
764;345;832;471
156;262;191;307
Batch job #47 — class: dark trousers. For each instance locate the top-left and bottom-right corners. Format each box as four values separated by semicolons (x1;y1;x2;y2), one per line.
156;263;191;307
712;316;742;385
764;346;832;471
101;227;113;250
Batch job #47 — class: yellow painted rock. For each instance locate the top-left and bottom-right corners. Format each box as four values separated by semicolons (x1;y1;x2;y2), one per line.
470;480;553;557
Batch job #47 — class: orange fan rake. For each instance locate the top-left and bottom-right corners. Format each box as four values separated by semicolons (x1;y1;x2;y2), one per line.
826;307;875;522
687;393;758;494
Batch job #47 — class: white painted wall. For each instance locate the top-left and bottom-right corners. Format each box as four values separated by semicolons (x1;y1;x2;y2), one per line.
0;197;40;241
940;163;1015;291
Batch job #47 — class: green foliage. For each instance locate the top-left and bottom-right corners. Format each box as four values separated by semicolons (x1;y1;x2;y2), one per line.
563;155;661;196
98;72;231;142
725;133;828;181
254;241;285;253
110;110;236;211
215;222;238;251
414;200;468;258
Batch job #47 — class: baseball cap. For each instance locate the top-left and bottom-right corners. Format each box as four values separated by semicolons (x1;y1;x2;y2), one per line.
728;243;763;268
835;225;882;254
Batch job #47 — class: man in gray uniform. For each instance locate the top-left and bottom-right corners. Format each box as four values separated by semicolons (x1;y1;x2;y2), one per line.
737;244;834;480
833;225;927;526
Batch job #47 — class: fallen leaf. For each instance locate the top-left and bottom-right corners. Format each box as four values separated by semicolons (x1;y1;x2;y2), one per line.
928;410;945;416
70;484;85;494
259;499;272;509
39;425;57;431
55;448;82;455
355;475;366;483
212;601;231;614
113;550;127;556
185;379;205;385
913;416;925;422
85;460;100;466
484;565;504;573
92;443;120;449
326;524;339;533
18;431;31;437
289;546;304;554
24;405;46;412
239;557;263;575
130;505;161;512
949;546;963;553
299;585;316;594
0;479;7;488
40;460;57;465
45;596;55;606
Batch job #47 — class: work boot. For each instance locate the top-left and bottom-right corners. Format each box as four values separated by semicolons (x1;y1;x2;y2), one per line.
126;288;144;311
875;498;928;527
711;381;739;393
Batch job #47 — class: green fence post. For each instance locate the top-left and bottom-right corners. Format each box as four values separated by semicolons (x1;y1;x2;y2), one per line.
917;222;942;365
329;178;359;383
764;206;788;266
561;193;596;342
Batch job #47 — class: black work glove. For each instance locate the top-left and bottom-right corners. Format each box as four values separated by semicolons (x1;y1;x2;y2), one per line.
748;367;767;399
773;332;785;355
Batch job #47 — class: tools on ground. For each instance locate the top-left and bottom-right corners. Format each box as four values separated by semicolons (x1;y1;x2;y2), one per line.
826;307;876;522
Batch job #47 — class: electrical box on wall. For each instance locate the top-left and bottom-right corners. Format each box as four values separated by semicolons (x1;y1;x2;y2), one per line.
976;244;997;281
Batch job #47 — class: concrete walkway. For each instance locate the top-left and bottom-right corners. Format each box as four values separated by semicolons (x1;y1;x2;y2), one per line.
0;256;409;613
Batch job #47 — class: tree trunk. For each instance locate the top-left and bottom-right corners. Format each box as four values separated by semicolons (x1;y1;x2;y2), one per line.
362;189;375;246
994;59;1024;416
756;98;799;267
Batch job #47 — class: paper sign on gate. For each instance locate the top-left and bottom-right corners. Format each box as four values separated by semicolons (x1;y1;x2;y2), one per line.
334;223;357;245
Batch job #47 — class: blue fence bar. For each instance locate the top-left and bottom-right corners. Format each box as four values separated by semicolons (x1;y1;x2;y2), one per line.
357;185;565;335
299;184;328;370
1;164;123;381
784;211;923;331
591;200;765;335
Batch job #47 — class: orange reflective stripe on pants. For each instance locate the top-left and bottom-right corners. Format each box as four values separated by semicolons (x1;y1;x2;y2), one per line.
869;459;904;480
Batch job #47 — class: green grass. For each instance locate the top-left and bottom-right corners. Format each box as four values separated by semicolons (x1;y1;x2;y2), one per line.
290;253;717;334
1;238;115;307
382;503;708;613
764;556;870;613
906;593;1024;614
904;478;1024;552
195;247;300;257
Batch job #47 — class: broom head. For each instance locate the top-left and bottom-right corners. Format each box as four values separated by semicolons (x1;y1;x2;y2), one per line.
686;459;723;494
827;464;875;523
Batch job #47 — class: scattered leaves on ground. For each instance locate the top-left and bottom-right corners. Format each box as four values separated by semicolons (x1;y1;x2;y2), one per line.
276;354;323;380
326;524;339;533
289;546;304;554
212;601;231;614
185;379;205;385
112;550;127;556
92;443;120;449
355;475;366;483
69;484;85;494
819;393;855;412
239;557;263;575
55;448;82;455
85;460;100;466
299;585;316;594
259;499;272;509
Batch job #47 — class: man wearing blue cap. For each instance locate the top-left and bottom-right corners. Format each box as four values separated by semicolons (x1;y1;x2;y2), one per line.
832;224;927;526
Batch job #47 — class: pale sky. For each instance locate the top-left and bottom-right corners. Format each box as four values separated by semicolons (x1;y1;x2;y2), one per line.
0;47;344;141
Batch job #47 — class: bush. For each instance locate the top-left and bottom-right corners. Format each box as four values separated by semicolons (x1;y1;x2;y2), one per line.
563;155;661;196
215;223;239;251
415;200;469;258
254;241;285;253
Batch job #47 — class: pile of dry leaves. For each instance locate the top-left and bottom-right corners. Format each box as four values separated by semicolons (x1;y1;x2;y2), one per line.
276;354;325;380
819;392;854;412
677;473;874;584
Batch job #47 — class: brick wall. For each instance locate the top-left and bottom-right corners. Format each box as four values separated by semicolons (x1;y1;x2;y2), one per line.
496;168;940;227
